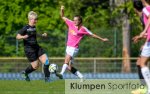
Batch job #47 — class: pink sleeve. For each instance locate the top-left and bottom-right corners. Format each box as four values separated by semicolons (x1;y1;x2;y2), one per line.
80;27;93;35
147;28;150;41
65;18;73;27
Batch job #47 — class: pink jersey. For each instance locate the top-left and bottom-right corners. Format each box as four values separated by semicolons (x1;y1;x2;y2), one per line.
142;6;150;41
65;18;93;48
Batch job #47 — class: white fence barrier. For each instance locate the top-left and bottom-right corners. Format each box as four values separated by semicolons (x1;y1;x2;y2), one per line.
0;57;144;79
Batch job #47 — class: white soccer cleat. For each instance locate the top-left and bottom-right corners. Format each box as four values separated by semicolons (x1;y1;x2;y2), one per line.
131;87;147;94
80;77;85;82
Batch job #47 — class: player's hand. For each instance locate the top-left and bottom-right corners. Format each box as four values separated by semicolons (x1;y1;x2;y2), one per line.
102;38;109;42
139;31;145;38
132;35;140;43
23;35;28;39
61;5;64;10
143;33;148;38
42;33;47;37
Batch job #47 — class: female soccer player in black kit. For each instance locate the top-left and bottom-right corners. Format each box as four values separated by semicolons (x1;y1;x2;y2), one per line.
16;11;50;82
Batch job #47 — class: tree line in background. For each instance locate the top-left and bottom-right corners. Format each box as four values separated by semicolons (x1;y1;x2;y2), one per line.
0;0;143;58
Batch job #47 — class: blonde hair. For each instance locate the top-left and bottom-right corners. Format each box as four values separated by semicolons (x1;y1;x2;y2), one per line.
28;11;38;19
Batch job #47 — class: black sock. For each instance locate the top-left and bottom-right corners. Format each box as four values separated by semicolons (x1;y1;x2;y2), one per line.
137;65;146;85
25;65;36;74
44;65;50;78
70;67;77;74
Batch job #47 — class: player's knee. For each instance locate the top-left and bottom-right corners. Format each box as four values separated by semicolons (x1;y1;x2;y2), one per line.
32;65;39;69
64;62;69;65
44;58;49;65
44;55;49;65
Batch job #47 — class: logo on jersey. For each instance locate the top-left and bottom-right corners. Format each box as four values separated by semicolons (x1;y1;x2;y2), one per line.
27;28;36;32
27;27;36;35
70;30;77;35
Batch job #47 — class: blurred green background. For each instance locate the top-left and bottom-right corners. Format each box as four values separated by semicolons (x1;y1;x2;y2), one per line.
0;0;143;57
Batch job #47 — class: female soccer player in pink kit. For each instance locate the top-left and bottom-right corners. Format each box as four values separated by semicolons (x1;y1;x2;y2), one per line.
133;0;150;93
56;6;109;82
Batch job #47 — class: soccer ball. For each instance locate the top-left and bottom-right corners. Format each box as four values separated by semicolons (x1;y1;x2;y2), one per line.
49;64;58;73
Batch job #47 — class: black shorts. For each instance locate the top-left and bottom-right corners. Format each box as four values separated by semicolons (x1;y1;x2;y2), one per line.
25;47;45;62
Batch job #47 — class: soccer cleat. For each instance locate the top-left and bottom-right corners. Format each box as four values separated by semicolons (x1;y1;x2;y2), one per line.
131;87;147;94
80;77;85;83
21;71;30;81
45;77;51;82
55;72;63;79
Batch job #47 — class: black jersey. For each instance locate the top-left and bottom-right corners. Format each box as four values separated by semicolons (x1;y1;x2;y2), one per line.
18;25;39;50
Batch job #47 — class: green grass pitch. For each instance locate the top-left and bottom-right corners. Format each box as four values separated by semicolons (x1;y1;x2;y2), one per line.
0;80;65;94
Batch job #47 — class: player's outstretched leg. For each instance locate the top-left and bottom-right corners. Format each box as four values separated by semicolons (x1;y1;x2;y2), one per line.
70;67;85;82
55;72;63;79
56;63;69;79
43;57;50;82
44;64;50;82
21;71;30;81
21;65;35;81
136;57;146;85
132;65;147;93
141;66;150;94
131;58;147;94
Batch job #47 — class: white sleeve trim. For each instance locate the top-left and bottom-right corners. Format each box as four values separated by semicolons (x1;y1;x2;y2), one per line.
143;8;150;17
83;27;93;35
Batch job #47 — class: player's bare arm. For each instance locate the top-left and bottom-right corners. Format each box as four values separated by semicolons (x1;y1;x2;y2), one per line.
16;34;28;40
132;35;141;43
132;33;147;43
60;5;67;21
141;0;149;7
91;34;109;42
133;15;150;43
140;15;150;38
